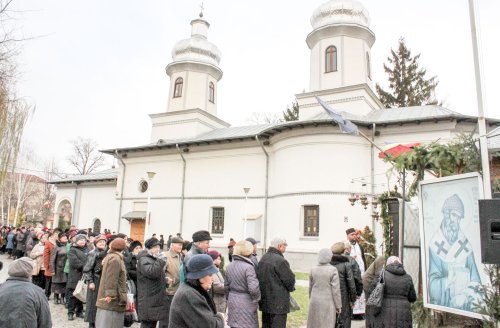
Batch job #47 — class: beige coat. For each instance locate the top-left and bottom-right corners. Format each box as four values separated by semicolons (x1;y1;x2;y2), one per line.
30;241;45;275
307;264;342;328
165;249;182;295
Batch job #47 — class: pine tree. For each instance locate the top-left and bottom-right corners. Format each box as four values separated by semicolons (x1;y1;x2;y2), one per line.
376;38;439;108
282;101;299;121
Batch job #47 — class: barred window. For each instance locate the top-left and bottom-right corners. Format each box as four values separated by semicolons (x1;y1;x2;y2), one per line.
304;205;319;237
173;77;183;98
211;207;224;234
325;46;337;73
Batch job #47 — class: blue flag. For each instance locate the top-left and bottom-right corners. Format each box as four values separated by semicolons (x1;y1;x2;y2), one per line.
315;96;358;135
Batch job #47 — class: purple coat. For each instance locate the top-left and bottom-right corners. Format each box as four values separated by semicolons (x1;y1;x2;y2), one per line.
224;255;261;328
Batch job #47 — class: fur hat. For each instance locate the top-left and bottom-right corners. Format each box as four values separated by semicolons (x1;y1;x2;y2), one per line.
186;254;218;280
318;248;333;264
331;242;346;255
75;234;87;243
245;237;259;245
128;240;142;252
171;236;184;244
94;234;107;245
345;228;356;235
8;257;35;278
145;238;161;249
207;250;221;260
109;238;127;251
233;240;253;257
192;230;212;242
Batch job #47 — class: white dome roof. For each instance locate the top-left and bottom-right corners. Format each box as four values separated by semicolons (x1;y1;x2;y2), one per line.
311;0;371;30
171;18;221;67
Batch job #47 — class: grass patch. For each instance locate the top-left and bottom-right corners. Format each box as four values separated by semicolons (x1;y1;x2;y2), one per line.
294;271;309;281
287;286;309;328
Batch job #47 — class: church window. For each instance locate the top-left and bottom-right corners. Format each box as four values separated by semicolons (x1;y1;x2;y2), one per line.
173;77;183;98
211;207;224;235
93;218;101;234
366;52;371;79
209;82;215;103
303;205;319;237
325;46;337;73
139;180;148;193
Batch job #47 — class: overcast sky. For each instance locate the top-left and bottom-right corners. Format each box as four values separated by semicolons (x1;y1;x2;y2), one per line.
9;0;500;175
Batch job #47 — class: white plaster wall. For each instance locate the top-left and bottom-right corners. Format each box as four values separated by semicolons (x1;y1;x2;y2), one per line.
76;184;117;232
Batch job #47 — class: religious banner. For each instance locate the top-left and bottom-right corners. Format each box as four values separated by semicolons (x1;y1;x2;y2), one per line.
419;172;489;319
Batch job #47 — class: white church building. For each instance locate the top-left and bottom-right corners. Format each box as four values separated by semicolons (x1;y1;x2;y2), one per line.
50;0;499;270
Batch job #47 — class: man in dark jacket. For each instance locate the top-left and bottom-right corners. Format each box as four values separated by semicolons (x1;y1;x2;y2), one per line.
137;237;169;328
257;236;295;328
0;257;52;327
184;230;211;266
331;242;357;328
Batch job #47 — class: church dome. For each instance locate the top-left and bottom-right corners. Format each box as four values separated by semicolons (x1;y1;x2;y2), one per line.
310;0;371;30
171;18;221;67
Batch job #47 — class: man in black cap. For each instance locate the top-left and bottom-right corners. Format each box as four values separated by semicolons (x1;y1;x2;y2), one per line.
184;230;212;266
245;237;260;267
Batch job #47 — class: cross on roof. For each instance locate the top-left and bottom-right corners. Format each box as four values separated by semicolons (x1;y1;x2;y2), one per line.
199;2;204;18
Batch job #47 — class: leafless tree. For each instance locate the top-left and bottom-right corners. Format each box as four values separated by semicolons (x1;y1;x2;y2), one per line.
67;137;106;175
245;112;284;125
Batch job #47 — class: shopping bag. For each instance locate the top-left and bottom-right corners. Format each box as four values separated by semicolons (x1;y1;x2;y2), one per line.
126;293;138;321
73;277;87;303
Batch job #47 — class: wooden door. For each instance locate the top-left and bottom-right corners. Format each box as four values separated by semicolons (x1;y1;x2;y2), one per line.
130;219;145;243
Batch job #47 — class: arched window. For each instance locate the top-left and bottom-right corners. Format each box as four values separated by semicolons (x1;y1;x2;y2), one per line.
93;218;101;234
209;82;215;103
366;52;371;79
325;46;337;73
173;77;183;98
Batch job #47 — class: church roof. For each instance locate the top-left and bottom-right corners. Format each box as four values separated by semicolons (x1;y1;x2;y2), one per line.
49;168;118;184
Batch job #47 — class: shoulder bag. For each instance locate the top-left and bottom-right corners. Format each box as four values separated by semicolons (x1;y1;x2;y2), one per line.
366;270;385;315
73;277;88;303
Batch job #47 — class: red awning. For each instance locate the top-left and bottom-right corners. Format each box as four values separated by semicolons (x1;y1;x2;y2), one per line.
378;142;420;159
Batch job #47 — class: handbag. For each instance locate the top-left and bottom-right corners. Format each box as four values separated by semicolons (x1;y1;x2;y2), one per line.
73;277;88;303
289;295;300;312
366;270;385;315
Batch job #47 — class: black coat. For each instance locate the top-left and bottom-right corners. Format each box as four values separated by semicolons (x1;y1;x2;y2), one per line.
257;247;295;314
347;255;363;296
82;248;106;324
124;252;138;286
331;254;357;327
376;263;416;328
67;244;90;289
136;250;169;322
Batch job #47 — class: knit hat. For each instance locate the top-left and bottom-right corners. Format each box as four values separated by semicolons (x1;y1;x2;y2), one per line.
129;240;142;252
109;238;127;251
245;237;259;245
186;254;219;280
171;236;184;244
207;250;221;260
318;248;333;264
8;257;35;278
331;242;346;255
75;234;87;243
234;240;253;257
345;228;356;235
145;238;161;249
386;256;401;266
192;230;212;242
94;234;107;245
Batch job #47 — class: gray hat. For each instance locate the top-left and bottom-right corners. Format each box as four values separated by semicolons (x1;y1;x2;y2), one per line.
318;248;333;264
75;234;87;242
186;254;218;280
192;230;212;242
245;237;259;245
8;257;35;278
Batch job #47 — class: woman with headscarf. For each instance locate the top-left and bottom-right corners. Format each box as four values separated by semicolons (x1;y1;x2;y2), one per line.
362;256;385;327
83;234;108;328
207;249;226;313
51;232;68;305
376;256;417;328
169;254;225;328
224;241;261;328
67;233;90;320
307;248;342;328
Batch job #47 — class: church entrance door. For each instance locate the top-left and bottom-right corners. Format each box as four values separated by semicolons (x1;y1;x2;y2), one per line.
130;219;145;243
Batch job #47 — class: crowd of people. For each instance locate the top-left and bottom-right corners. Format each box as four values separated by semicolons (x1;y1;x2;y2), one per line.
0;224;417;328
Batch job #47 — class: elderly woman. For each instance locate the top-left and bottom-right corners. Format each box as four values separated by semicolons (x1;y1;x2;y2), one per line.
51;232;69;305
67;234;90;321
169;254;225;328
30;231;48;289
207;249;226;313
307;248;342;328
377;256;417;328
224;240;261;328
362;256;385;328
83;234;107;328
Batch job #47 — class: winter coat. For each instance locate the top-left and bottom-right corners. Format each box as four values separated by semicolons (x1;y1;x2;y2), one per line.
67;244;90;289
225;255;261;328
347;255;363;296
184;243;205;266
211;271;226;313
136;249;169;322
124;252;138;286
257;247;296;314
63;243;71;274
96;250;127;313
363;256;385;328
377;263;417;328
307;264;342;328
6;232;15;249
16;231;28;251
30;242;46;274
43;240;55;277
169;281;224;328
0;277;52;328
165;249;182;296
50;241;68;284
83;248;106;324
330;254;357;328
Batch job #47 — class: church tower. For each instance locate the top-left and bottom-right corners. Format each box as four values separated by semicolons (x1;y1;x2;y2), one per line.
297;0;384;120
150;12;229;142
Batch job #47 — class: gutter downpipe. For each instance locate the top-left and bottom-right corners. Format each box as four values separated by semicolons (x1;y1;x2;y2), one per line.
255;135;269;252
371;123;376;233
115;150;126;233
72;181;79;227
176;144;186;235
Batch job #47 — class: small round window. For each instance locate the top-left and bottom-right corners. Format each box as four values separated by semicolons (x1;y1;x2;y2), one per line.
139;180;149;193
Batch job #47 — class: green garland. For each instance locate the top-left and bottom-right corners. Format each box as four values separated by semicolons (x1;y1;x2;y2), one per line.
378;190;402;259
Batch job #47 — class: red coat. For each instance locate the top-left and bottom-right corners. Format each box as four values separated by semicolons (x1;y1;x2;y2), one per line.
43;241;54;277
